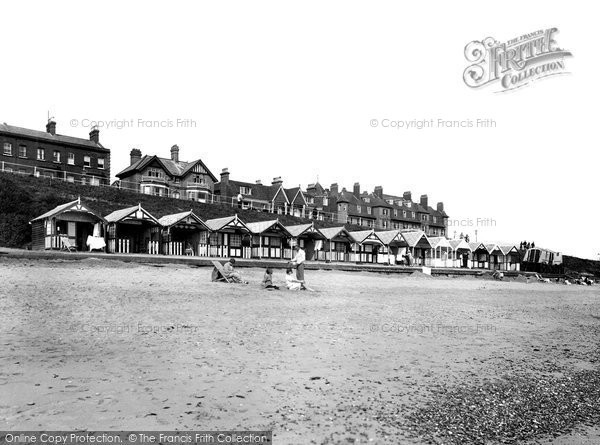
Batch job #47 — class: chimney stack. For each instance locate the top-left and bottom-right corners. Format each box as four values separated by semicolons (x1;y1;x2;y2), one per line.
420;194;428;208
130;148;142;165
353;182;360;197
220;168;230;185
374;186;383;198
89;127;100;143
272;176;283;186
46;120;56;136
437;202;444;212
403;191;412;202
330;183;339;195
170;144;179;162
255;179;262;185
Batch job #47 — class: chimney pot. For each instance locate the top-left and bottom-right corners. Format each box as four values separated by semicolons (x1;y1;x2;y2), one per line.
220;168;230;184
170;144;179;162
130;148;142;165
46;120;56;136
89;127;100;143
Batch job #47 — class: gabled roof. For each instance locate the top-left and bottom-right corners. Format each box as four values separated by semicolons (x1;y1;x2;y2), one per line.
449;239;471;251
0;123;107;151
469;242;487;251
288;188;309;206
401;230;432;248
116;154;216;181
348;230;384;245
284;222;323;238
246;219;291;236
428;236;452;249
318;226;351;241
374;230;403;245
271;185;290;204
499;245;519;255
104;204;160;225
204;214;249;232
484;243;502;254
157;210;209;230
30;198;105;223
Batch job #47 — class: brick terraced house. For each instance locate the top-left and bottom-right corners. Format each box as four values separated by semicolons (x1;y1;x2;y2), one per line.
0;120;110;185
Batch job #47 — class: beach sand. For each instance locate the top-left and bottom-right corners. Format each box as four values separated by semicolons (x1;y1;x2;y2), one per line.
1;257;599;444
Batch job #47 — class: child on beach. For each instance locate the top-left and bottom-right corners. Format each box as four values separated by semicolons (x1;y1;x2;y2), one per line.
262;267;279;290
285;268;303;291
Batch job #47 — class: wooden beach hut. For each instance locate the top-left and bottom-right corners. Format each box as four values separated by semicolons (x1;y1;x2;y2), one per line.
374;230;404;265
469;242;489;269
30;197;106;251
157;210;210;256
203;214;251;258
449;239;471;268
429;236;452;268
399;231;432;266
499;245;521;271
348;230;384;263
104;204;161;254
246;219;292;259
284;222;326;261
316;227;353;262
484;243;503;270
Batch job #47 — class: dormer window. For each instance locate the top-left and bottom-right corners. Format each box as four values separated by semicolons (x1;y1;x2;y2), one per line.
363;197;370;203
240;186;252;195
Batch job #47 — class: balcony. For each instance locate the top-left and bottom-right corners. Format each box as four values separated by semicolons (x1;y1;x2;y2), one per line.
186;182;211;191
141;175;168;185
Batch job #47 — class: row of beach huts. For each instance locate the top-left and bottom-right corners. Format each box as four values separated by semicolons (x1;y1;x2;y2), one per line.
30;198;528;270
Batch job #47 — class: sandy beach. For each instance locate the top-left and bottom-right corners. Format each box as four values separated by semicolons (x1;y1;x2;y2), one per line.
1;257;599;444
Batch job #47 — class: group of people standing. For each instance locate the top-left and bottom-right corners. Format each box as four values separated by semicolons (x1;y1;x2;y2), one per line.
520;241;536;250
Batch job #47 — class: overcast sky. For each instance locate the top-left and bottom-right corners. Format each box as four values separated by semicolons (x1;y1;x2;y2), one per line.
1;1;598;259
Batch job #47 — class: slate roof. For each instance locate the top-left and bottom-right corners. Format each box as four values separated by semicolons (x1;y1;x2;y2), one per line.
116;155;217;181
0;123;108;151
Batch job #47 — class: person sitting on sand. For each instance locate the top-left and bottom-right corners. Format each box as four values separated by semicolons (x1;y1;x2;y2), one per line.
222;258;248;284
262;267;279;290
285;268;303;291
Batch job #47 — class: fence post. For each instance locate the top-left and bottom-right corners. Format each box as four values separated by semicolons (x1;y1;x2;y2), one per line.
1;161;4;172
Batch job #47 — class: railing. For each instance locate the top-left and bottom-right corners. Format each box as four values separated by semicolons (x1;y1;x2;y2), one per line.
0;158;447;234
